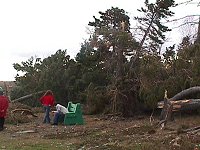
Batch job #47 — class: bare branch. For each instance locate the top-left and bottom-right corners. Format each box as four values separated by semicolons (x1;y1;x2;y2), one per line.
164;15;200;23
171;21;198;29
176;0;195;6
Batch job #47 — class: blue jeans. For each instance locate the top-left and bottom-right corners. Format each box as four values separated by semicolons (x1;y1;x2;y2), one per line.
43;106;51;123
53;111;64;125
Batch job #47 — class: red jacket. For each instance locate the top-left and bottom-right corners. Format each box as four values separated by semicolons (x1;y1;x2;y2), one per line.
0;95;9;117
40;95;55;107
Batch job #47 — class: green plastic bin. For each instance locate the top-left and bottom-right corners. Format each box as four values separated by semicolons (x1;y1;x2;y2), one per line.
64;102;84;125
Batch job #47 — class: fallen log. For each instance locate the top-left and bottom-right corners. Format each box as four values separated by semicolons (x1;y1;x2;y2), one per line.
159;86;200;122
158;99;190;108
169;86;200;101
11;91;45;103
158;99;200;111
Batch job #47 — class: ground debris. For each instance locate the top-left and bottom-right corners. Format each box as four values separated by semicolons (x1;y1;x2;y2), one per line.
16;130;37;134
2;113;200;150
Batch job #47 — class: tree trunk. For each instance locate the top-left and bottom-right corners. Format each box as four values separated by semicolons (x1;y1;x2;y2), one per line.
195;17;200;44
169;86;200;101
159;86;200;125
180;99;200;110
11;91;45;103
158;99;200;111
159;97;173;122
116;48;123;78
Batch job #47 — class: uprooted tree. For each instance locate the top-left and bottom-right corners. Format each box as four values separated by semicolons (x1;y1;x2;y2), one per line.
159;86;200;127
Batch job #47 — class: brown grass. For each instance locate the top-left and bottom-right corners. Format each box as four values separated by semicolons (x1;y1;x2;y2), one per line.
1;110;200;150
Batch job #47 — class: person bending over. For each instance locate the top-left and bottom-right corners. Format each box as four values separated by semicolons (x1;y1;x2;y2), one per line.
52;104;68;125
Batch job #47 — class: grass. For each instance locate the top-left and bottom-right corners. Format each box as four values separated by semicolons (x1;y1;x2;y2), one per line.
0;136;79;150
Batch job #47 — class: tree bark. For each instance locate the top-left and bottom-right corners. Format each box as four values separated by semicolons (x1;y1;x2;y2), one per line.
158;99;200;111
159;97;173;124
169;86;200;101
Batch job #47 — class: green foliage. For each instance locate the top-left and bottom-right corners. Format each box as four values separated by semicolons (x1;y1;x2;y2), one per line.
12;56;43;106
12;4;200;118
13;56;42;95
89;7;138;77
12;50;81;105
135;0;176;52
88;7;140;116
76;41;110;113
139;55;165;109
38;50;77;103
84;83;109;114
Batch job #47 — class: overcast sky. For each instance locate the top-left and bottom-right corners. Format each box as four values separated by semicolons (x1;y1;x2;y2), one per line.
0;0;199;81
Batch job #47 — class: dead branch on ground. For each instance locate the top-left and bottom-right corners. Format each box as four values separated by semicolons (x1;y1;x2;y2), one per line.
11;109;38;117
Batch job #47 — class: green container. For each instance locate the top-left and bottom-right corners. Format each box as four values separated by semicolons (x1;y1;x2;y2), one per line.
64;102;84;125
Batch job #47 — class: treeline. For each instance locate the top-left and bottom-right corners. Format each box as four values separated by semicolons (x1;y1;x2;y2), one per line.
10;0;200;116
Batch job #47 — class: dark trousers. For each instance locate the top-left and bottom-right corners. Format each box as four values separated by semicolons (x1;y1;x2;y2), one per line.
53;112;65;125
0;117;5;130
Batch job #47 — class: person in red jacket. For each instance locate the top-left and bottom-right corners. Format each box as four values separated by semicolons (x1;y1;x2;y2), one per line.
39;90;55;124
0;87;9;131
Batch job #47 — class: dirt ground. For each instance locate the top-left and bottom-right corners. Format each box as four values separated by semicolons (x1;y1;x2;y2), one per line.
1;105;200;150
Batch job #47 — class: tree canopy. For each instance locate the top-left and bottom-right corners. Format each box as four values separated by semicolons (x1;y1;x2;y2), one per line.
11;0;200;116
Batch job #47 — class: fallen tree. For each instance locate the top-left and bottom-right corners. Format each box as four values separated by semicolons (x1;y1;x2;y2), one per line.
158;99;200;111
159;87;200;128
169;86;200;101
11;90;45;103
8;91;46;124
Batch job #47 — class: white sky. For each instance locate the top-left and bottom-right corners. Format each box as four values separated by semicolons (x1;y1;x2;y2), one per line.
0;0;199;81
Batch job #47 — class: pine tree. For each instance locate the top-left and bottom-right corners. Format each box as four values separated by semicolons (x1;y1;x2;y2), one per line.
135;0;176;53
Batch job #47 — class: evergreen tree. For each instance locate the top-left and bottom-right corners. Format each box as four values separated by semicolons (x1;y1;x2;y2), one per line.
89;7;139;116
135;0;176;53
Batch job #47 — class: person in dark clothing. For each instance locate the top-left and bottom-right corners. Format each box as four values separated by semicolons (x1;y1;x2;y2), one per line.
0;87;9;131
